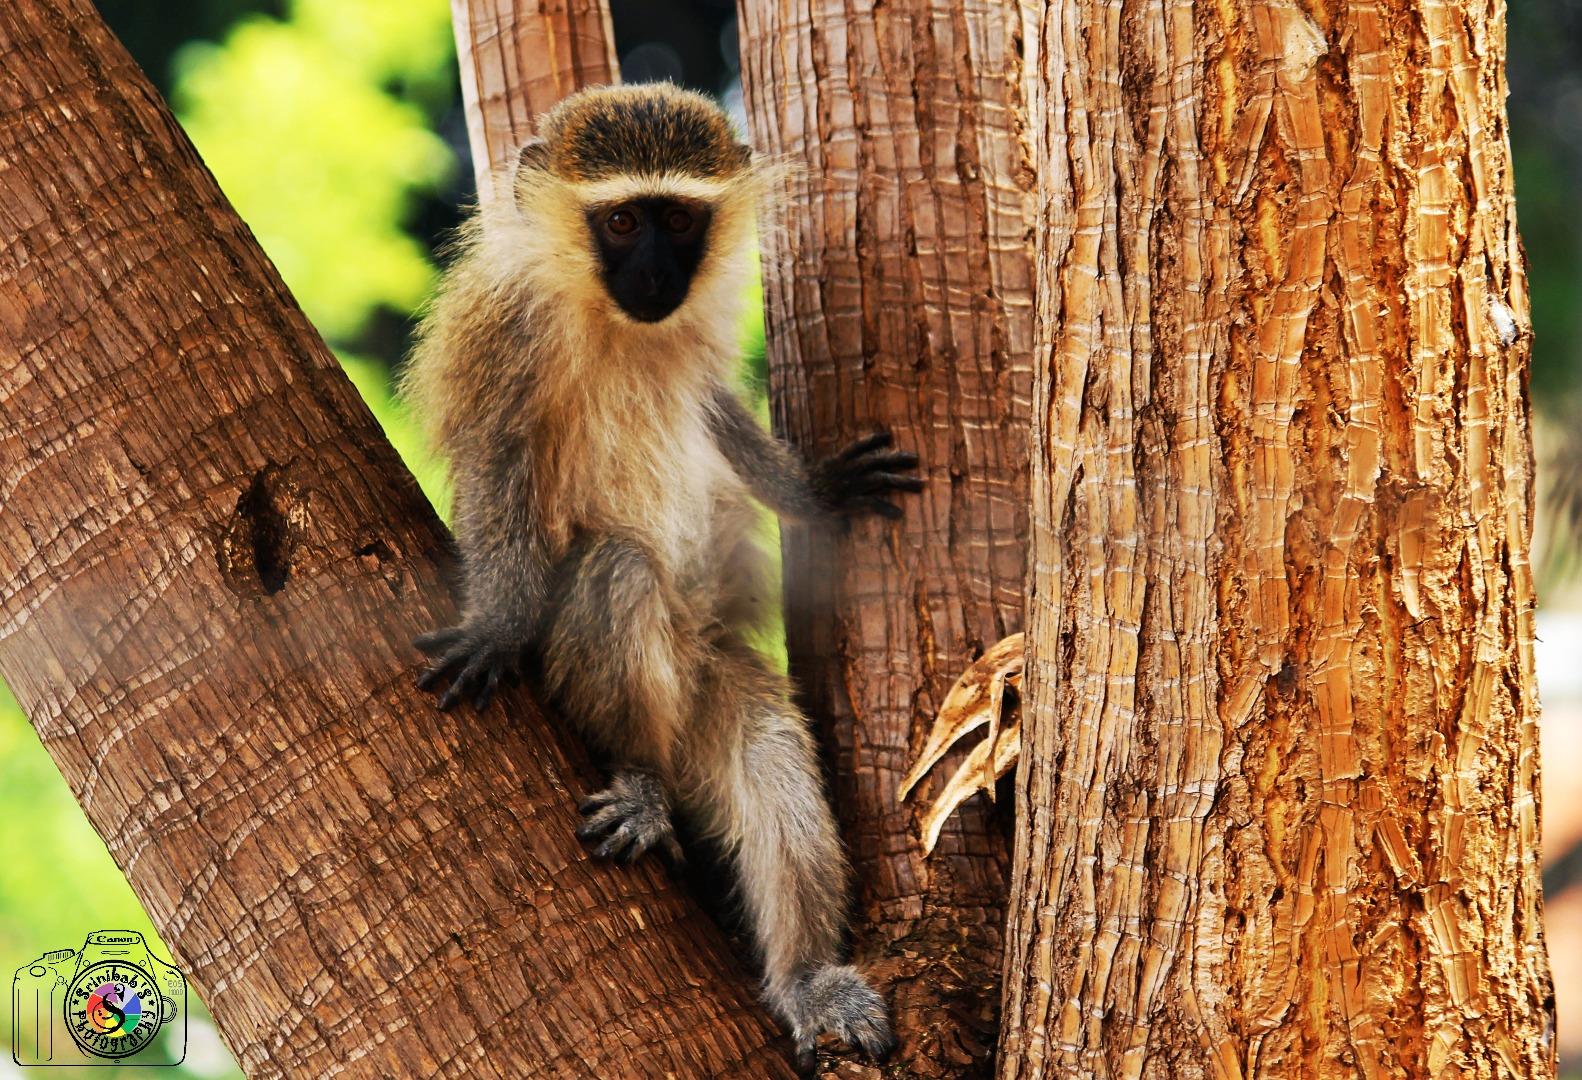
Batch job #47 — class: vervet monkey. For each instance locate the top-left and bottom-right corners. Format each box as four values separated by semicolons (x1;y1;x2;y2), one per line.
405;84;919;1070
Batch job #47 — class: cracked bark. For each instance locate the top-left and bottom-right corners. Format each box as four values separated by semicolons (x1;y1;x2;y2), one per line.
736;3;1036;1075
0;2;794;1075
1004;0;1554;1075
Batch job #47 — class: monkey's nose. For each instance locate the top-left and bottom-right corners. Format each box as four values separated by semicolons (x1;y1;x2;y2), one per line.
640;269;664;297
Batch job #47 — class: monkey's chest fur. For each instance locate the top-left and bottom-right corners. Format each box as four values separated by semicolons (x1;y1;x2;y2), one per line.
531;370;760;623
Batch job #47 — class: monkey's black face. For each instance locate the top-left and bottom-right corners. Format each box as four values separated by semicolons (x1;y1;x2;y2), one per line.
587;197;713;323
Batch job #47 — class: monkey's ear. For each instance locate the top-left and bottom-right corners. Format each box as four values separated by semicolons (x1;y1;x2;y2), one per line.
516;138;551;173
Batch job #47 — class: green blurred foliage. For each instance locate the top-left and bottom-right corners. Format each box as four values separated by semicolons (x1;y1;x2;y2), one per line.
1491;0;1582;406
172;0;455;345
1514;141;1582;409
339;349;452;513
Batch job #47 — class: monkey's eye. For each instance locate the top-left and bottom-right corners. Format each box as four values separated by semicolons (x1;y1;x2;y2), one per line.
662;207;694;233
606;208;640;236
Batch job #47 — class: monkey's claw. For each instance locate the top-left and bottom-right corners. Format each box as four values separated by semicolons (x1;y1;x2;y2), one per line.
812;430;924;520
414;622;525;711
577;770;683;865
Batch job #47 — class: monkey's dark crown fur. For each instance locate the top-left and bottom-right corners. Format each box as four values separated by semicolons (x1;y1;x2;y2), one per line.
536;83;751;182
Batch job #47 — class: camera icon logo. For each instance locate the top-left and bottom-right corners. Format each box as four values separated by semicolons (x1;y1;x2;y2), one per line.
12;930;186;1067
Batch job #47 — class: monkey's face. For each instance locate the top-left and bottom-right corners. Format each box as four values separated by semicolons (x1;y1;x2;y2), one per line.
586;197;714;324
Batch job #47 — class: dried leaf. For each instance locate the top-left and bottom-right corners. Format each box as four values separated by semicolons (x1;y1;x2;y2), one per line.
918;721;1022;854
897;633;1023;802
981;660;1009;801
898;633;1026;855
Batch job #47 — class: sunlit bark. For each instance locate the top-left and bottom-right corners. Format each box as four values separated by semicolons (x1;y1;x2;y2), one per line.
1003;0;1554;1074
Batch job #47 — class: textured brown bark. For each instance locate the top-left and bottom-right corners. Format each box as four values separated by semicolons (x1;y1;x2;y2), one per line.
736;4;1035;1074
1004;0;1553;1075
451;0;619;203
0;3;795;1076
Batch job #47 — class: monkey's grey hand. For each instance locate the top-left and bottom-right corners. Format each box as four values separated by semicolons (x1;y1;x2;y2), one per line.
576;770;683;864
809;431;923;520
413;620;528;712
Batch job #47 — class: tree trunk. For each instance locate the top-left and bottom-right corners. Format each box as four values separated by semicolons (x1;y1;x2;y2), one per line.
451;0;619;202
1002;0;1553;1074
736;4;1035;1074
0;3;793;1076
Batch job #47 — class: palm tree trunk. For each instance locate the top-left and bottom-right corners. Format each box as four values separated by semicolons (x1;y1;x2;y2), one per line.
736;3;1036;1073
451;0;620;201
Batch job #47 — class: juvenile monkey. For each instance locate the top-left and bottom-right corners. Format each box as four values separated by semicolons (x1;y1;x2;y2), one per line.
402;84;919;1070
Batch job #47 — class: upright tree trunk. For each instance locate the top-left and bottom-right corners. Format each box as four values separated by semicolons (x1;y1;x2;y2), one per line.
451;0;619;202
0;3;793;1075
1003;0;1553;1074
737;5;1035;1073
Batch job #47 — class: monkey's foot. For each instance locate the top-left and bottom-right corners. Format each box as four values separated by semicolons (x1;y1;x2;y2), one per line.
787;965;896;1076
576;770;683;865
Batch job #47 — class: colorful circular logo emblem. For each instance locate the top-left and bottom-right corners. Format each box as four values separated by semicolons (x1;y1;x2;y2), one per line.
63;960;162;1059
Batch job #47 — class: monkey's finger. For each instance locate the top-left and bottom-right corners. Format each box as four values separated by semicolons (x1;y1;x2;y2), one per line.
413;627;464;655
416;647;470;691
848;1016;898;1064
578;791;616;815
851;449;920;472
593;822;639;861
415;656;460;690
471;667;503;711
849;472;925;495
833;431;893;462
855;497;905;520
660;834;686;865
575;804;624;839
438;659;488;710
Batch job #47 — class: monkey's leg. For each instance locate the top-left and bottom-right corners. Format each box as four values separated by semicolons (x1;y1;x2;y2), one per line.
676;640;895;1073
540;535;695;864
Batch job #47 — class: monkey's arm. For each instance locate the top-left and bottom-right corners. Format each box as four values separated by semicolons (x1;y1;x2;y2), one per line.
415;446;551;711
707;387;923;521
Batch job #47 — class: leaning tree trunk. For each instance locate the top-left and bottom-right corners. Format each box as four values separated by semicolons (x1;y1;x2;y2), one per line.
1002;0;1553;1074
737;4;1035;1074
450;0;619;203
0;2;795;1076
